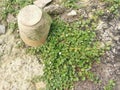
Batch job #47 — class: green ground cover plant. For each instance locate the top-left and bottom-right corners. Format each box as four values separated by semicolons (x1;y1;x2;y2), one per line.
104;80;115;90
100;0;120;16
2;0;33;20
64;0;78;8
27;17;105;90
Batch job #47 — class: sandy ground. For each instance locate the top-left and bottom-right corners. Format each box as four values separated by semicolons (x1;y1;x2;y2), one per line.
0;32;44;90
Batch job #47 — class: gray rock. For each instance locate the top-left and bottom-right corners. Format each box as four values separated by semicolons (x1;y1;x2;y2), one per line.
44;4;65;15
34;0;52;8
0;25;5;34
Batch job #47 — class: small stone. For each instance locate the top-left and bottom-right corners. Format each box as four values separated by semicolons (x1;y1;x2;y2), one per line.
44;4;65;15
0;25;5;34
67;10;77;16
34;0;52;8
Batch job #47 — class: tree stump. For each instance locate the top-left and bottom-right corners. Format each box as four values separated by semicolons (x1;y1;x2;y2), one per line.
18;5;52;47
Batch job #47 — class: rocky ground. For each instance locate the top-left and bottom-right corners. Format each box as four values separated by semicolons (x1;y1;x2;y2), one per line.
0;0;120;90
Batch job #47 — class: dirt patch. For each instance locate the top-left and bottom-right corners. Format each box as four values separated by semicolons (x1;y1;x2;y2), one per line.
0;32;44;90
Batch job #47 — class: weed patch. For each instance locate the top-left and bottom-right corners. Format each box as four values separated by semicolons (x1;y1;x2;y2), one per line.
27;17;104;90
100;0;120;16
1;0;33;31
64;0;79;9
104;80;115;90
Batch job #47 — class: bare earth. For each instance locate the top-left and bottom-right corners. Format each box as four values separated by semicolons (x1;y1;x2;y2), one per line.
0;33;43;90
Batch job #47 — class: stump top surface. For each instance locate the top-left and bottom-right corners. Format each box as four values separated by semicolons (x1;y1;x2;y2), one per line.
18;5;42;26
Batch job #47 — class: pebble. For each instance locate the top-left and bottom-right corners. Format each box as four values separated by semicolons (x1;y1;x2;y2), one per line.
67;10;77;16
34;0;52;8
0;25;5;34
